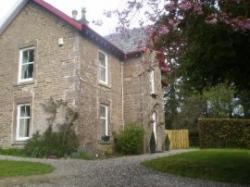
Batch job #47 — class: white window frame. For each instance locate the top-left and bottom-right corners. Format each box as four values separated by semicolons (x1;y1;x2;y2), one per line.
100;104;109;137
18;47;35;83
152;112;157;142
98;50;108;85
150;70;156;95
16;104;31;141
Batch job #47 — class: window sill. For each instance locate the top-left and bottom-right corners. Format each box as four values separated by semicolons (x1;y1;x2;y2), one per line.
99;82;111;89
12;139;29;146
14;81;34;87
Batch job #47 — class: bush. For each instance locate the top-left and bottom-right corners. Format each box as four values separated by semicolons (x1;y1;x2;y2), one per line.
24;98;79;158
149;132;156;153
189;131;200;147
165;135;170;150
198;118;250;149
25;126;79;158
114;124;144;155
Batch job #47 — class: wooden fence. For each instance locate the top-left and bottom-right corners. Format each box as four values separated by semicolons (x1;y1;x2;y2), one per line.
166;129;189;150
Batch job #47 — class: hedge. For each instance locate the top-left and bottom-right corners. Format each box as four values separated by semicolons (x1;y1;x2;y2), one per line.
198;118;250;149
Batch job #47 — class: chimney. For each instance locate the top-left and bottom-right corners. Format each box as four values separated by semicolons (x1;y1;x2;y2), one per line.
80;8;89;24
72;10;78;20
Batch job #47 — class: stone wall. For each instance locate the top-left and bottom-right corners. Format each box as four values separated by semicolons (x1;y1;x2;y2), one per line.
123;54;165;152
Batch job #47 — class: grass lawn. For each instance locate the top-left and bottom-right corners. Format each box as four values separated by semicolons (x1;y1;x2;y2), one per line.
0;148;25;157
0;160;54;177
142;149;250;184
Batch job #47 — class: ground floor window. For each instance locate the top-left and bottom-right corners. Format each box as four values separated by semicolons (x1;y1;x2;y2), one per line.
100;104;109;138
152;112;157;142
16;104;31;141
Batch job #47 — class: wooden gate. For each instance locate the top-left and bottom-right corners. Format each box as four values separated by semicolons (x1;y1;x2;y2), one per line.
166;129;189;150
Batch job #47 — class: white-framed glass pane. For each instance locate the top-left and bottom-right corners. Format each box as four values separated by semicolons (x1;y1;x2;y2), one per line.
99;52;106;66
98;51;108;83
100;119;106;136
19;119;30;138
20;105;30;117
100;105;108;136
21;64;33;79
100;105;106;118
100;67;106;82
22;50;29;64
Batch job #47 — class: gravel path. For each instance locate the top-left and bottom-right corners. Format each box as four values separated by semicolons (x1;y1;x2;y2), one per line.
0;150;245;187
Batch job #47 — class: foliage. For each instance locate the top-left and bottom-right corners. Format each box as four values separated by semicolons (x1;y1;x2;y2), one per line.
142;149;250;185
189;132;200;148
165;135;170;150
171;84;238;132
203;84;236;117
149;132;156;153
0;160;54;177
198;118;250;149
0;148;25;157
172;93;206;132
114;124;144;155
24;98;79;158
71;149;93;160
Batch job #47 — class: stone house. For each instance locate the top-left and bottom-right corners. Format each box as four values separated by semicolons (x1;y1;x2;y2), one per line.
0;0;166;152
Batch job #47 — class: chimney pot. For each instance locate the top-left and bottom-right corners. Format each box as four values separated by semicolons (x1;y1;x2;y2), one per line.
72;10;78;20
80;7;89;24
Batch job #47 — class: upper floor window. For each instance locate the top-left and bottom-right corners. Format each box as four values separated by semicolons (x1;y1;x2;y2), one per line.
16;104;31;141
150;70;156;95
19;48;34;83
98;51;108;85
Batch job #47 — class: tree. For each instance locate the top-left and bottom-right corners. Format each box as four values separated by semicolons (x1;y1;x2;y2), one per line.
109;0;250;118
203;84;236;118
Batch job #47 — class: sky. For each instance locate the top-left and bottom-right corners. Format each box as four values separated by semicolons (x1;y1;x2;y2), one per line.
0;0;129;36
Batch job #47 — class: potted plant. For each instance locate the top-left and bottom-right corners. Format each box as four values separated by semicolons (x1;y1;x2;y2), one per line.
101;135;110;142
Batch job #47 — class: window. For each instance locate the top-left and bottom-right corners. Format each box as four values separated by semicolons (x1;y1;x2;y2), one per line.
19;48;34;82
98;51;108;84
150;70;156;95
100;105;109;137
16;104;31;141
152;112;157;142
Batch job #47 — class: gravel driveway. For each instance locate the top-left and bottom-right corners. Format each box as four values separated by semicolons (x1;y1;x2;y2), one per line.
0;150;245;187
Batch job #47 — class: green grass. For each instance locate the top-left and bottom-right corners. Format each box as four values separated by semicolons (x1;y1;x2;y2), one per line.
0;148;25;157
142;149;250;184
0;160;54;177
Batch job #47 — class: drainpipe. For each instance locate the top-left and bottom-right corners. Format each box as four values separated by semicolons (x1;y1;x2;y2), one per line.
121;61;125;130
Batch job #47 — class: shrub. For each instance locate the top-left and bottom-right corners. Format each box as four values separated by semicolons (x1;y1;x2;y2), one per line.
189;131;200;147
198;118;250;149
114;124;144;155
149;132;156;153
25;126;79;158
165;135;170;150
24;98;79;158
